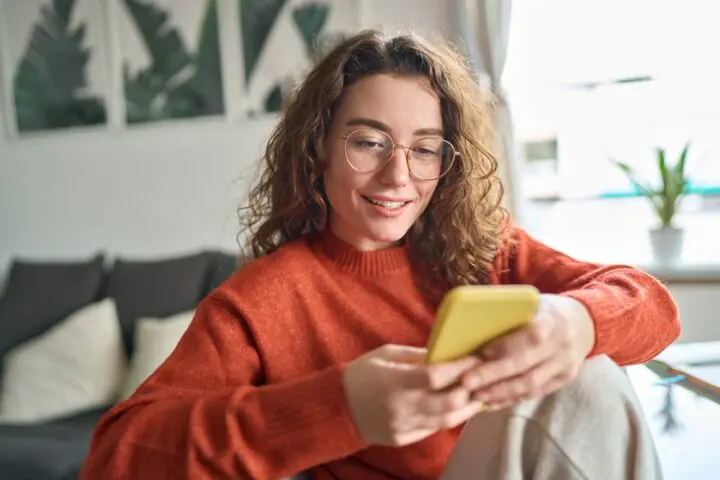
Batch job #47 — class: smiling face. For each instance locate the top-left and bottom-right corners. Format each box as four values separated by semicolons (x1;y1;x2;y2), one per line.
321;74;444;251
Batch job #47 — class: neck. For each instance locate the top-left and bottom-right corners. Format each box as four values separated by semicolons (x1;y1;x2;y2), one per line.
329;225;402;252
312;228;410;276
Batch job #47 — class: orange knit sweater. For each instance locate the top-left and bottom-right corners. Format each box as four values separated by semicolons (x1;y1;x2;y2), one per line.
81;227;680;479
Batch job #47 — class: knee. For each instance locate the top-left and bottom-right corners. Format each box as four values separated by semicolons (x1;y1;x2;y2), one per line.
572;355;637;405
543;355;644;423
503;359;660;479
512;355;650;451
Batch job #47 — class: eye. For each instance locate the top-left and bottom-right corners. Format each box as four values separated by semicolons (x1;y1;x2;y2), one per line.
412;144;442;158
414;147;437;156
349;135;389;151
354;139;383;149
412;137;448;161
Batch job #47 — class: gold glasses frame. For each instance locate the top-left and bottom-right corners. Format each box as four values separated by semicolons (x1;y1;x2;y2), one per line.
338;128;459;181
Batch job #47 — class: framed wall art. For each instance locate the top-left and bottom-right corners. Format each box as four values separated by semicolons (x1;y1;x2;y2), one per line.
0;0;110;133
239;0;359;115
113;0;225;124
0;0;362;137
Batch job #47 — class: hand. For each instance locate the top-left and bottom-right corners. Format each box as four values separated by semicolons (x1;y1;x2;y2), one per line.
462;294;596;411
342;344;485;447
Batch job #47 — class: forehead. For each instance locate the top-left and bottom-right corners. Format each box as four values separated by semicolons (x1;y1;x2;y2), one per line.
334;74;443;132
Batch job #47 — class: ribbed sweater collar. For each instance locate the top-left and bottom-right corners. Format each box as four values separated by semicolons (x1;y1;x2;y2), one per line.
312;229;411;276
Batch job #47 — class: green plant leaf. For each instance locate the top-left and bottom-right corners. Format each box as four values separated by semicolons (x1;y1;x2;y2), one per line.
610;157;668;222
123;0;224;123
240;0;287;83
610;159;656;198
660;193;675;227
675;142;690;177
610;144;693;229
123;0;192;83
674;143;690;183
191;0;224;115
122;0;192;123
123;63;165;123
13;0;106;131
657;148;668;196
292;2;329;58
663;144;690;219
52;0;74;24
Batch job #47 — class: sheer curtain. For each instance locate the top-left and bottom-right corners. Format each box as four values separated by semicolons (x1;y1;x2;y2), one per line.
452;0;523;222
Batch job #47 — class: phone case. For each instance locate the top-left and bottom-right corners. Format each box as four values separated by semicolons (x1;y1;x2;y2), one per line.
426;285;540;364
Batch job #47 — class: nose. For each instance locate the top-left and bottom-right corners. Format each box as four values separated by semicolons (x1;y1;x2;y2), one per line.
378;146;411;186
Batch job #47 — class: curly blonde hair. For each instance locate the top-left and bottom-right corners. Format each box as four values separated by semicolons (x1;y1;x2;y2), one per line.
239;29;508;292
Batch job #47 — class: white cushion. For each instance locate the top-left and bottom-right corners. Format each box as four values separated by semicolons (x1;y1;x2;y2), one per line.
0;299;126;424
118;310;194;400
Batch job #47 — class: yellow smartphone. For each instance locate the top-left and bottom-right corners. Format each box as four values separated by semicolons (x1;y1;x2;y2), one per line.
425;285;540;364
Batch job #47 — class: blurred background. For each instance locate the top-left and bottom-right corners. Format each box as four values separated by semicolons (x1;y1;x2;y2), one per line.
0;1;718;479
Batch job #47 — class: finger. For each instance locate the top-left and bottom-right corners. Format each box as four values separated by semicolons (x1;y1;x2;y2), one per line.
392;427;438;447
480;312;554;361
401;356;481;391
420;400;486;430
470;358;559;405
484;400;515;413
426;356;481;390
415;386;470;417
462;344;549;392
463;320;554;391
480;374;571;413
377;344;428;364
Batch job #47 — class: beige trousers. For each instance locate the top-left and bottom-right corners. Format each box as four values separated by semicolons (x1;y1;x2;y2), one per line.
287;356;659;480
441;355;661;480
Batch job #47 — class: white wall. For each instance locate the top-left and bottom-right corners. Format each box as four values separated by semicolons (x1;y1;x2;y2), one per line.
668;284;720;343
0;118;275;266
0;1;453;278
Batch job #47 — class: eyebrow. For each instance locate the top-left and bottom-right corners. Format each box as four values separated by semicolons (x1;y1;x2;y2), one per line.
345;117;444;137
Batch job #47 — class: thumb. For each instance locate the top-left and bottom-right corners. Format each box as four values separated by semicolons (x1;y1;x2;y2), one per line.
395;355;481;391
425;356;481;390
375;344;428;364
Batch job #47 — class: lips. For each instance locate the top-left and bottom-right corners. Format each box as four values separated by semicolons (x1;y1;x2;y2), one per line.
361;195;413;209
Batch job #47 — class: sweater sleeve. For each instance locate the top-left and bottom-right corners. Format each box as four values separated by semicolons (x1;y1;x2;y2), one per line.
497;226;681;366
81;294;367;480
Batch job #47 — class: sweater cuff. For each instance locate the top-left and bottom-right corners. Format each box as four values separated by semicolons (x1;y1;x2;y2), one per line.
251;364;367;465
561;288;618;358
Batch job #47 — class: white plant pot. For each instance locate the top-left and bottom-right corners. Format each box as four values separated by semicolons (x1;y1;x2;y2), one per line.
649;227;684;264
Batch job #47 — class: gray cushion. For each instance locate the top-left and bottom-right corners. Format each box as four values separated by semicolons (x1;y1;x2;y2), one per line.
0;408;105;480
204;251;240;294
0;255;105;356
104;253;210;355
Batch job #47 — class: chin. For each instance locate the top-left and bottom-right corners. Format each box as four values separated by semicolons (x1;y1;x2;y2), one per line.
365;222;412;245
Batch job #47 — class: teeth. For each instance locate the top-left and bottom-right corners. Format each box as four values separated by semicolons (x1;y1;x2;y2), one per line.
365;197;407;209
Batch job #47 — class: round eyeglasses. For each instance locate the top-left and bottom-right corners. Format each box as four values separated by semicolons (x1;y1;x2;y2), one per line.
339;129;458;181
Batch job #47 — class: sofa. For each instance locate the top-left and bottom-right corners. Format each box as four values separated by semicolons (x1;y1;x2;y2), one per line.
0;250;240;480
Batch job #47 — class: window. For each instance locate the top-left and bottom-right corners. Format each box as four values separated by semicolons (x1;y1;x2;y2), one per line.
503;0;720;200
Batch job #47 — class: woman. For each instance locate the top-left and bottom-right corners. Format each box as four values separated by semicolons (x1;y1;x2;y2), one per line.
82;30;679;479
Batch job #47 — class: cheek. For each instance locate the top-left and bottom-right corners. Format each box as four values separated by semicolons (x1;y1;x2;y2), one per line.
323;154;365;204
417;181;439;207
412;181;439;221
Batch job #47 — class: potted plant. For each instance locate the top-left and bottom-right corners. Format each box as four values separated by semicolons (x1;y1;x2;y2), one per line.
611;143;690;263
